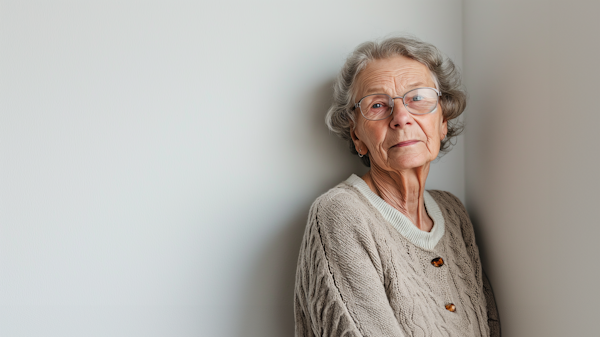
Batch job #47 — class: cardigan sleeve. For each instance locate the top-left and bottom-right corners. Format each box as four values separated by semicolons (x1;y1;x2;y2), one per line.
482;271;501;337
294;192;407;337
439;191;501;337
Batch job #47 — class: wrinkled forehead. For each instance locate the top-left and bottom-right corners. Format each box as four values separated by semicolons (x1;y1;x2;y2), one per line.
353;56;438;100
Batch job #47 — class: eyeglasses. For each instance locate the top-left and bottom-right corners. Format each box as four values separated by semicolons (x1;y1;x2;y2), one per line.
352;87;442;121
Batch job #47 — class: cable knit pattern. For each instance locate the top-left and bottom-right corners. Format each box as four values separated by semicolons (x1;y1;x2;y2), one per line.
294;178;500;336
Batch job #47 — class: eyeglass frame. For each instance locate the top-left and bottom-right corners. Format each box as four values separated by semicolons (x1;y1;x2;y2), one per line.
351;87;442;121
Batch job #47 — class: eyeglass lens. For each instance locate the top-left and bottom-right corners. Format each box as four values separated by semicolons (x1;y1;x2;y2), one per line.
359;88;439;120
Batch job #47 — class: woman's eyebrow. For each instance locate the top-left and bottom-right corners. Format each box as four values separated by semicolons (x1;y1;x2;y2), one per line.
359;81;431;97
404;81;426;89
363;87;388;95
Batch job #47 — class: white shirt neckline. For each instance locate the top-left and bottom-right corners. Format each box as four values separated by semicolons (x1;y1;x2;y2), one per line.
345;174;445;250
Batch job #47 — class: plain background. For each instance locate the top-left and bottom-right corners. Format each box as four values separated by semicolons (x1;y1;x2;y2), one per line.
1;1;464;336
464;1;600;336
1;1;598;336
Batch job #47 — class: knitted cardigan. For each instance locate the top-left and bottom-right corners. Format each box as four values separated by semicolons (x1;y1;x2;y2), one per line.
294;175;500;336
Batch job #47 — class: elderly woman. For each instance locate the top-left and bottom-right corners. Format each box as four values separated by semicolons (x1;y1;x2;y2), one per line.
294;37;500;336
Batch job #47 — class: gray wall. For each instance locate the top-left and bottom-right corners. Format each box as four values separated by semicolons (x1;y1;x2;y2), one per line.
464;1;600;335
0;1;464;336
7;1;595;336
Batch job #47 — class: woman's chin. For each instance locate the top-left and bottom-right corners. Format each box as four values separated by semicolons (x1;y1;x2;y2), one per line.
385;153;431;171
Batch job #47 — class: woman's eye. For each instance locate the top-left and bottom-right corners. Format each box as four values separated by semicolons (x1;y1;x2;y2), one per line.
411;95;424;101
372;103;383;109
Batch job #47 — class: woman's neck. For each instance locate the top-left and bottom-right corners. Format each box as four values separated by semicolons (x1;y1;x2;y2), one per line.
362;164;433;232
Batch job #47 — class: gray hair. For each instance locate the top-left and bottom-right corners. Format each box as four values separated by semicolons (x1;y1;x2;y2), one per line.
325;36;466;167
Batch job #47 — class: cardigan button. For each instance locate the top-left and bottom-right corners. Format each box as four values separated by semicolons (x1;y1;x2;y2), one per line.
445;303;456;312
431;257;444;267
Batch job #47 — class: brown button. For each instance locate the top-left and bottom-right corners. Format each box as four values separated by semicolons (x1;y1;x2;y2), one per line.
431;257;444;267
445;303;456;312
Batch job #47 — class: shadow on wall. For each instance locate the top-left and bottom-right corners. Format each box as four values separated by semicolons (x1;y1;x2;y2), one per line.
464;85;498;271
236;207;310;336
235;79;365;337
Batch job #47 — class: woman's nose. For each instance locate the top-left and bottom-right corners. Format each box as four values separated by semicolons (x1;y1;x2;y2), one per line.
389;99;413;129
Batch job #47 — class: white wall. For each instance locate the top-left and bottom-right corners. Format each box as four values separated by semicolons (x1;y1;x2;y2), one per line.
464;1;600;335
0;1;464;336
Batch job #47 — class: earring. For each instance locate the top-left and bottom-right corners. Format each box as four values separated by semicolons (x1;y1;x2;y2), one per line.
358;148;364;158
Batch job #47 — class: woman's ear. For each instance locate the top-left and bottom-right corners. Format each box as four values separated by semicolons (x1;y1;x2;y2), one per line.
441;119;448;139
350;121;367;155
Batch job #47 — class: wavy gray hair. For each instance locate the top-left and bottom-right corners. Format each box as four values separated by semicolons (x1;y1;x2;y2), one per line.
325;36;466;167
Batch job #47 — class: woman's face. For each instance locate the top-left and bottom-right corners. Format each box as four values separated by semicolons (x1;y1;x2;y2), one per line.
351;56;447;172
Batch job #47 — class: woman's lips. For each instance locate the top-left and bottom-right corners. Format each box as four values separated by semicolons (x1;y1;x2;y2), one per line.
393;140;420;148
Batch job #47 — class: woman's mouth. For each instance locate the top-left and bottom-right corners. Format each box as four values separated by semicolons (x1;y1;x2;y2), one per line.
393;140;420;148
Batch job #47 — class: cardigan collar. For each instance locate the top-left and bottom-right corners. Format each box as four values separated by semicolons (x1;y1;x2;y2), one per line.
345;174;445;250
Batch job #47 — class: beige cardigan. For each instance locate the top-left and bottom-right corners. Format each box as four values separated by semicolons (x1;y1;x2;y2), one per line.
294;176;500;336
